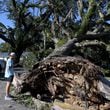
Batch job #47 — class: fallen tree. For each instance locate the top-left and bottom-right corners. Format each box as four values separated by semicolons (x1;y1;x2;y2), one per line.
11;31;110;110
13;56;110;110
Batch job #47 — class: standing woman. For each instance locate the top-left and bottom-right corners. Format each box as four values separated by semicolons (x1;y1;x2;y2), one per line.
4;52;15;100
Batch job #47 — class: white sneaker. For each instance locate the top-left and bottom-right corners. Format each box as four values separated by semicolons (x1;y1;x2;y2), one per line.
5;96;13;100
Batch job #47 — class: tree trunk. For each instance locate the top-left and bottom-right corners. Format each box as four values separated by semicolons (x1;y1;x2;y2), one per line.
14;49;24;64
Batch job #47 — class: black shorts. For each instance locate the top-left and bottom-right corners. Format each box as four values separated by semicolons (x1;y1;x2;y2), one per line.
5;75;14;82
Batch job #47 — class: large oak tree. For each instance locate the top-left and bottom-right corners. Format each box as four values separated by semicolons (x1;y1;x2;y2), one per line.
0;0;110;65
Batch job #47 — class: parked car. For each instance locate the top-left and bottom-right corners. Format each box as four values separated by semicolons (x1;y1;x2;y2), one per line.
0;58;6;75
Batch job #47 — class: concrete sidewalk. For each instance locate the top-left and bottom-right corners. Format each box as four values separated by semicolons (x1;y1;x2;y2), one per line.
0;79;34;110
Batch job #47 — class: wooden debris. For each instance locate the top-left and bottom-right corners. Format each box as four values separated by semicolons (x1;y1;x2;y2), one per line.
13;56;110;110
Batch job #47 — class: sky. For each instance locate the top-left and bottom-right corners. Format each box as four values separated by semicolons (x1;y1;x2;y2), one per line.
0;13;13;43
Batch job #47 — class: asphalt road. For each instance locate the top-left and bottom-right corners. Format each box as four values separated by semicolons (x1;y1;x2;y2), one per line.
0;79;34;110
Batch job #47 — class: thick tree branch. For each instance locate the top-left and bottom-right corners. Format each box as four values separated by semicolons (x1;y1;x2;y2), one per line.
75;1;96;36
47;32;110;58
0;33;15;47
75;41;106;49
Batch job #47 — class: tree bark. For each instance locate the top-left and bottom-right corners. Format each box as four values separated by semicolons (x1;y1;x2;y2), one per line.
47;32;110;58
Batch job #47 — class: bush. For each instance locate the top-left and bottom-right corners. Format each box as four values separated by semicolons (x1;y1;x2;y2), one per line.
21;52;37;69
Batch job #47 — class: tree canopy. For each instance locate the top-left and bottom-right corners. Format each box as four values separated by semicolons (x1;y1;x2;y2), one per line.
0;0;110;69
